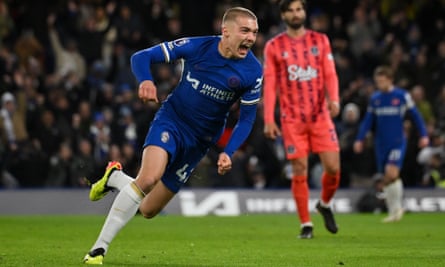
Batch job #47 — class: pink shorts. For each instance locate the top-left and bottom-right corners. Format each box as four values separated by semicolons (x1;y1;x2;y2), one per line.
281;119;339;159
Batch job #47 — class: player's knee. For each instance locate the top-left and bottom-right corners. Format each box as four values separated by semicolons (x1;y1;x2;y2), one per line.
385;165;400;181
324;164;340;176
135;175;160;193
291;162;307;175
140;207;160;219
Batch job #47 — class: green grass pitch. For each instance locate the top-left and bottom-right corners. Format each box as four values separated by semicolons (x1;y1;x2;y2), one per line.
0;213;443;266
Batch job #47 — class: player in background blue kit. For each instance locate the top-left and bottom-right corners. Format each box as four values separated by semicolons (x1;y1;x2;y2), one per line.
353;66;429;223
83;7;262;265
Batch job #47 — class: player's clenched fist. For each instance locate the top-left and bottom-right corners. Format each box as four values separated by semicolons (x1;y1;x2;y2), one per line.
264;122;282;139
138;80;159;103
328;101;340;118
217;152;232;175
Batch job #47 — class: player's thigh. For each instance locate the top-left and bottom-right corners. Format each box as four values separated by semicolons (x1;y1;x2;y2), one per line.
309;120;339;154
378;145;405;179
281;121;309;159
138;117;181;191
135;145;169;192
139;181;175;219
160;141;208;193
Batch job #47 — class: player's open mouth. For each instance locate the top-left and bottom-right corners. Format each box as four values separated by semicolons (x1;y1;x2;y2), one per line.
238;44;251;54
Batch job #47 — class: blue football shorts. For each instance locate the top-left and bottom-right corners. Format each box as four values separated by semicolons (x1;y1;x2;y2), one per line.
375;142;407;173
143;117;211;193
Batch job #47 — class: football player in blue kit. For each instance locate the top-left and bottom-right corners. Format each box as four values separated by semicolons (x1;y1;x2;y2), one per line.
354;65;429;223
83;7;262;265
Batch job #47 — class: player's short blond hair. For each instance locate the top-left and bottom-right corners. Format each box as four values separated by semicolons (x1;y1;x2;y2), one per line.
222;7;257;25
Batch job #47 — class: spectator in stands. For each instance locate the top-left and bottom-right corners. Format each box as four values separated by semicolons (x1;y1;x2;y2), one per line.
113;4;144;50
71;138;95;187
32;109;63;158
46;142;74;187
410;84;435;126
431;40;445;93
47;13;86;85
336;103;361;188
90;111;111;165
0;1;15;47
433;84;445;132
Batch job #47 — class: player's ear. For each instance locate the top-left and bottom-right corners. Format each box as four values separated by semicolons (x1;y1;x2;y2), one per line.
221;25;229;37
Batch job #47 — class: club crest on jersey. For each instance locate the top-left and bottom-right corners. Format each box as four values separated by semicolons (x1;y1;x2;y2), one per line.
173;38;189;47
228;76;240;88
161;131;170;143
392;98;400;105
310;46;319;56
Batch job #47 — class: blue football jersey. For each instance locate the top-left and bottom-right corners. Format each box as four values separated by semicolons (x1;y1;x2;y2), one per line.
356;87;427;148
131;36;263;156
165;36;262;136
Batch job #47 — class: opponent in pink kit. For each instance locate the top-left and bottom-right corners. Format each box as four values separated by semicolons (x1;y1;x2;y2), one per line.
263;0;341;239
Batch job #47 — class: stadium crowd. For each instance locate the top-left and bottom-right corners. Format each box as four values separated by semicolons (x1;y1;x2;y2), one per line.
0;0;445;189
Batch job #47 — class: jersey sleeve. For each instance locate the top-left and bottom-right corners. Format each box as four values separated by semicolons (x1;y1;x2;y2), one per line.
356;98;375;141
130;45;166;83
130;37;199;83
223;104;257;157
240;71;262;105
321;34;339;103
262;40;278;124
225;62;262;157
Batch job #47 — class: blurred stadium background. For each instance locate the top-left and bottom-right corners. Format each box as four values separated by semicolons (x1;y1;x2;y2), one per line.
0;0;445;215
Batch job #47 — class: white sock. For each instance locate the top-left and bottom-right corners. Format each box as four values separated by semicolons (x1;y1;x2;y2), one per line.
107;170;134;190
392;179;403;211
319;200;330;208
383;179;403;215
301;222;313;228
91;183;143;254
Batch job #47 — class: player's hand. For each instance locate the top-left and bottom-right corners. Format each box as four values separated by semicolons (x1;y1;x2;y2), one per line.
328;101;340;118
217;152;232;175
418;136;429;148
138;80;158;103
353;141;363;153
264;122;281;139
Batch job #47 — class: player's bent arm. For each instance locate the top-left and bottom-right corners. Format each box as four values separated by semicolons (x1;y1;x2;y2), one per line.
321;34;340;104
223;103;257;157
355;106;375;141
262;41;278;124
130;45;167;83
